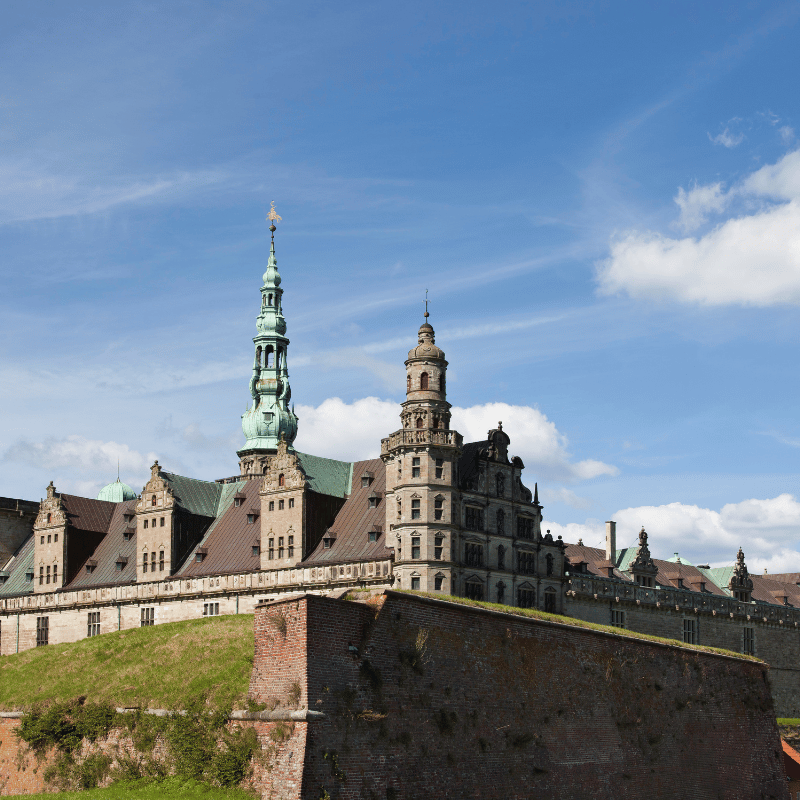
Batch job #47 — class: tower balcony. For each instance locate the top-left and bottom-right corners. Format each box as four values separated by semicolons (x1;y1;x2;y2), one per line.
381;428;463;454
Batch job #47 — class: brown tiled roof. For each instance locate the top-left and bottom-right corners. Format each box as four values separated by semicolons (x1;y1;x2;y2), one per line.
564;544;628;580
764;573;800;585
64;499;138;589
303;458;393;565
61;495;117;533
176;479;262;577
749;575;800;607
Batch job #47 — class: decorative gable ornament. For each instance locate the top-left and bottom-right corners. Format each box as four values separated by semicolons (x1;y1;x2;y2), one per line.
36;482;66;529
261;435;308;493
630;527;658;577
136;461;175;513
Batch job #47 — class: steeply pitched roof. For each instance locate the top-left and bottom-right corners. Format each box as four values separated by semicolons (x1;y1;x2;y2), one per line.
61;495;117;533
295;452;353;498
64;499;139;589
176;479;263;577
0;535;34;597
303;458;393;564
162;473;222;518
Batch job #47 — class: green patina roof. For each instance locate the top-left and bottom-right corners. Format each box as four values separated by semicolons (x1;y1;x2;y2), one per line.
162;473;223;518
616;547;636;571
704;566;734;591
0;536;34;597
96;479;138;503
296;452;354;498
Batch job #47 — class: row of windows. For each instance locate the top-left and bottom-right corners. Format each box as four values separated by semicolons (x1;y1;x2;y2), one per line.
39;565;58;585
142;551;165;573
203;602;220;616
266;536;294;560
267;498;294;511
142;517;165;529
461;583;556;611
39;533;58;545
463;507;535;538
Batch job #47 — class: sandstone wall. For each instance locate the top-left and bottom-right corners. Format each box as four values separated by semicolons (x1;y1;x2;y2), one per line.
251;591;789;800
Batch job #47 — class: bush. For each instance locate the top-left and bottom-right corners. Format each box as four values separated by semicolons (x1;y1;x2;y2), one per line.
209;726;259;787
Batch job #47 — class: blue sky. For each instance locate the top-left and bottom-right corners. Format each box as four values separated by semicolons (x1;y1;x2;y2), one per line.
3;0;800;570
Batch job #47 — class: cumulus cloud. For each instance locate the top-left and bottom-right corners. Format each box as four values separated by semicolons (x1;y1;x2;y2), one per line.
294;398;617;485
547;494;800;573
598;148;800;306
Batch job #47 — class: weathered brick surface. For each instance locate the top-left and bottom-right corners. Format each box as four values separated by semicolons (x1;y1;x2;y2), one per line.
251;591;789;800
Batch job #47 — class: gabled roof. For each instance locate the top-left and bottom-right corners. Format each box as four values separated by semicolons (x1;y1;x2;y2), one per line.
303;457;393;565
162;473;222;518
61;495;117;533
295;452;353;498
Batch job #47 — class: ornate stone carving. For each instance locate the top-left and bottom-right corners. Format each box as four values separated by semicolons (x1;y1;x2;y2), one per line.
35;482;66;529
261;436;308;493
136;461;175;513
630;527;658;576
729;547;754;594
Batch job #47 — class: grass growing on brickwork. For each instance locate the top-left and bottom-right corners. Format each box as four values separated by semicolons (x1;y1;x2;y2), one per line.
393;590;763;663
0;615;254;711
778;718;800;726
6;777;255;799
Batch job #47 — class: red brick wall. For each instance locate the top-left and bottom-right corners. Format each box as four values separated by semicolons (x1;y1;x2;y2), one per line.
0;717;45;796
251;591;789;800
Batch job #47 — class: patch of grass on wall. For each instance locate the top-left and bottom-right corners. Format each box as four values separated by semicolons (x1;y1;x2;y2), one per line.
0;615;254;711
5;776;255;799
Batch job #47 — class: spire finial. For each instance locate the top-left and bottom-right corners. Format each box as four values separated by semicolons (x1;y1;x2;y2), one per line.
117;458;120;482
424;289;429;319
267;201;282;245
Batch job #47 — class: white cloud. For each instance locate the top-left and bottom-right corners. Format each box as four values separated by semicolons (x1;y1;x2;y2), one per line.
294;398;618;485
780;125;795;145
708;127;744;148
598;148;800;306
540;486;593;510
550;495;800;573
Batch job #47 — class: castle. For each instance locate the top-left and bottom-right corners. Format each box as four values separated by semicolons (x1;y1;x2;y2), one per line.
2;217;800;716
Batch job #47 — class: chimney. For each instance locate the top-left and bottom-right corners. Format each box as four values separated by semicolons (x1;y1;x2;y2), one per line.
605;521;616;563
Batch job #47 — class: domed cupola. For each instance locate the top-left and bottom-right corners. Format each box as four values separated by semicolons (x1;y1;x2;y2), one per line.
238;204;299;476
96;478;138;503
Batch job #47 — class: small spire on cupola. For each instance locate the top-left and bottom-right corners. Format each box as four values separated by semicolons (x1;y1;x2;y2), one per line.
534;482;539;505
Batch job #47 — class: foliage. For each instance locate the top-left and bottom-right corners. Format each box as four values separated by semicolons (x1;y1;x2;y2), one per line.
0;615;254;711
16;699;115;754
13;776;256;799
209;726;259;788
778;718;800;726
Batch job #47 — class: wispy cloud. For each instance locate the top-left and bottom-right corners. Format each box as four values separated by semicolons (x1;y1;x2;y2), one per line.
708;126;744;148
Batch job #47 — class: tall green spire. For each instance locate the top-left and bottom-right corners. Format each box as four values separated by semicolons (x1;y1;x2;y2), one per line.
237;204;299;476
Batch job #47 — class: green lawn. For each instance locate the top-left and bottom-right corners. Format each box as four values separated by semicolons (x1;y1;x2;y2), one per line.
7;778;255;799
0;615;254;710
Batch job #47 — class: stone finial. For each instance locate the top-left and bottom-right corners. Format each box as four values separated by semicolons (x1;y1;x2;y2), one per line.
730;547;754;593
46;481;56;499
150;460;161;479
630;526;658;576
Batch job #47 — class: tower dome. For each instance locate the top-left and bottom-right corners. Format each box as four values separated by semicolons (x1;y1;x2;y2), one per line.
96;479;138;503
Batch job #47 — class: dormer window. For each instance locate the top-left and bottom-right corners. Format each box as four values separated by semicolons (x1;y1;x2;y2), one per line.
368;492;381;509
86;559;97;574
247;508;259;523
361;472;373;488
233;491;246;508
195;548;208;563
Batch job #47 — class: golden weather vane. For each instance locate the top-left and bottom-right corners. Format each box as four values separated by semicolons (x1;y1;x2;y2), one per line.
267;201;282;226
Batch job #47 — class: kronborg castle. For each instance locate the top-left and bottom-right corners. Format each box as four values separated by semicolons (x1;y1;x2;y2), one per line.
3;218;800;716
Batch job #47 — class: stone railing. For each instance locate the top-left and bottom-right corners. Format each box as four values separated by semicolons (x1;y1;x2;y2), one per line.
0;559;393;615
567;574;800;626
381;429;463;453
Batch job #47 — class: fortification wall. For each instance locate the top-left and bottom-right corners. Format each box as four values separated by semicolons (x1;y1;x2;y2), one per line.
251;591;789;800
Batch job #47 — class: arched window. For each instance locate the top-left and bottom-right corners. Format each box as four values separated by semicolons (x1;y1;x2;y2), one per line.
256;346;262;367
415;417;423;429
407;374;411;392
151;495;157;507
496;508;505;536
439;373;445;392
420;372;429;390
546;553;554;576
265;346;274;368
497;545;505;571
278;473;285;487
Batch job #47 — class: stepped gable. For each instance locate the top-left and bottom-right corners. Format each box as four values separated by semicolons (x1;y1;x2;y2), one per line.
176;479;261;576
64;499;138;589
303;457;392;565
0;535;34;596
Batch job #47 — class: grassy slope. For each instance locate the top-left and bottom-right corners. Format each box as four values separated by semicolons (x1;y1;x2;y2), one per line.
0;615;253;711
9;778;254;799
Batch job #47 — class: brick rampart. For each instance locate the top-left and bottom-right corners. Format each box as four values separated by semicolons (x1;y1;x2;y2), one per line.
251;591;789;800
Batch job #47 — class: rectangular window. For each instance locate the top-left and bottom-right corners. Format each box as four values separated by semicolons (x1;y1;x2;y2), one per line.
87;612;100;637
39;566;44;585
143;519;148;529
151;552;156;572
434;537;443;560
743;626;755;655
465;581;483;601
143;553;148;573
269;501;274;511
203;602;220;616
465;506;484;532
611;609;626;629
412;536;420;560
434;575;443;591
518;551;535;575
123;531;132;541
517;517;533;539
268;538;274;559
288;536;294;558
517;588;536;609
465;543;484;568
279;499;284;510
234;498;242;508
54;533;58;543
411;577;421;590
411;499;421;519
247;514;255;523
46;565;50;584
289;498;294;509
36;616;49;646
159;551;165;572
52;564;57;583
140;608;155;627
682;617;698;645
160;517;165;527
47;534;51;544
435;458;444;479
278;537;284;559
369;531;377;542
434;497;443;520
40;536;44;545
412;457;421;478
